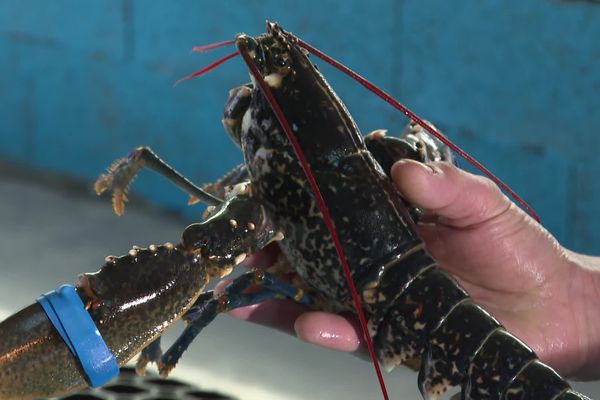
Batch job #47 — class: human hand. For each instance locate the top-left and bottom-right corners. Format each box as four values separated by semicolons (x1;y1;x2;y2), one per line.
226;160;600;380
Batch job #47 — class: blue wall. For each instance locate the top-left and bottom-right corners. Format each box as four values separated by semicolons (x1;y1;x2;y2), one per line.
1;1;599;253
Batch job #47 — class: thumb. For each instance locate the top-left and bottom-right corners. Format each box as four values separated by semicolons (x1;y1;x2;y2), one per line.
390;160;511;228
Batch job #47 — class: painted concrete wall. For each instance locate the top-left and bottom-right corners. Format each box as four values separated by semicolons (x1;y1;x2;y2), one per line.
1;1;599;253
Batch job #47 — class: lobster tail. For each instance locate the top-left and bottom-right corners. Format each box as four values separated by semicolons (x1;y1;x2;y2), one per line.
418;300;501;397
501;360;570;400
374;267;468;368
365;244;589;399
463;329;538;398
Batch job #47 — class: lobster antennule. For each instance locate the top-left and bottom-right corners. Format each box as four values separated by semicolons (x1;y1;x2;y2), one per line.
174;51;240;87
293;35;541;224
191;39;236;53
238;41;391;400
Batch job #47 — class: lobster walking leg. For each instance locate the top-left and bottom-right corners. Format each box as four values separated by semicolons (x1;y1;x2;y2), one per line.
95;146;222;215
200;163;249;200
135;334;166;375
156;270;311;376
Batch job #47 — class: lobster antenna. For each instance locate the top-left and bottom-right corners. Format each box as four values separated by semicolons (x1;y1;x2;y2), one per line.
174;51;240;87
239;48;391;400
191;39;236;53
294;37;541;224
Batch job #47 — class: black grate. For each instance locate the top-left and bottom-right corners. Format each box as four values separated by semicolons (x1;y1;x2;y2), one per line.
52;368;236;400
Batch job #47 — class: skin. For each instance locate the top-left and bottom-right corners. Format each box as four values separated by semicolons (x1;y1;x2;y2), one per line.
224;160;600;381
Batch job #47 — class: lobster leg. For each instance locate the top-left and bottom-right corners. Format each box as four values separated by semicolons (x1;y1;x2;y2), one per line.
222;84;252;146
95;146;222;215
95;84;254;211
113;181;308;377
199;163;249;200
135;334;166;375
155;270;310;376
135;292;221;375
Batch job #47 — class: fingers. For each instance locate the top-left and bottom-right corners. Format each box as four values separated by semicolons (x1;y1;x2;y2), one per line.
227;298;310;336
294;312;364;352
391;160;511;228
223;282;363;353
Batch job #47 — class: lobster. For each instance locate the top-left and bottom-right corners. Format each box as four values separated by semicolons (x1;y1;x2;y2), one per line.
0;21;593;400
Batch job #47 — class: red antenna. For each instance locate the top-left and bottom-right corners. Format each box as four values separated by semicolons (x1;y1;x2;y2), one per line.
174;50;240;86
191;39;236;53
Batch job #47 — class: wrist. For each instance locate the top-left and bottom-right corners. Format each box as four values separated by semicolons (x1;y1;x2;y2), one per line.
565;251;600;380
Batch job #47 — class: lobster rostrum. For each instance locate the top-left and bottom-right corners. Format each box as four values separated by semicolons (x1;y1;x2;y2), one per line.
0;22;592;400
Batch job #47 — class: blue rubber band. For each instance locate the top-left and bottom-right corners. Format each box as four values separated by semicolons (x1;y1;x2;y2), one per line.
37;284;119;388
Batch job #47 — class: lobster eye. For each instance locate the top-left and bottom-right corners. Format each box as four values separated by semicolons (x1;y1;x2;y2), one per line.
245;37;257;51
254;45;265;66
237;35;265;65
